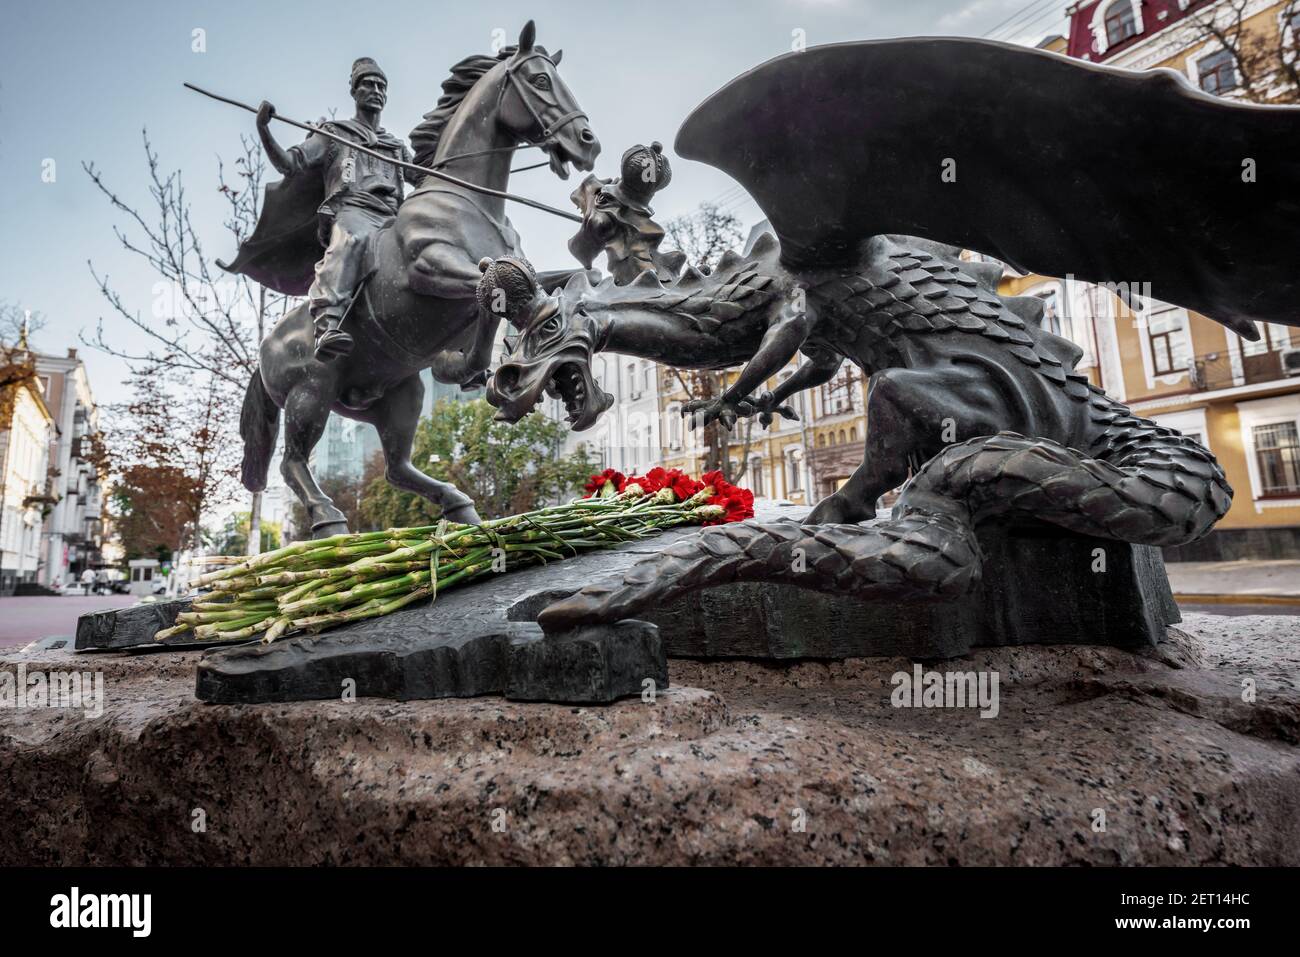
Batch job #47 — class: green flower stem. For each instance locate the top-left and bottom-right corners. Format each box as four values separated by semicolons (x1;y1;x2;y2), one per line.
175;490;723;645
154;622;192;641
194;612;277;639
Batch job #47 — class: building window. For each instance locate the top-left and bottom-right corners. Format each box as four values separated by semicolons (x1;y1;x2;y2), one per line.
749;456;764;497
1197;49;1239;94
1104;0;1138;47
786;449;803;493
1146;304;1189;375
1253;422;1300;496
1241;322;1291;357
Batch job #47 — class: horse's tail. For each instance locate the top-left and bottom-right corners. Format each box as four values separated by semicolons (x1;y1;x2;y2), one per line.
239;367;280;492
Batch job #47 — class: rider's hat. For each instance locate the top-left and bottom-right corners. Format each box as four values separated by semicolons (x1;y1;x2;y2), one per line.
604;142;671;215
351;57;388;89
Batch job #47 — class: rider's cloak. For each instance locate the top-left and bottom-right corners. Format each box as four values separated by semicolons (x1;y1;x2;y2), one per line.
219;119;409;297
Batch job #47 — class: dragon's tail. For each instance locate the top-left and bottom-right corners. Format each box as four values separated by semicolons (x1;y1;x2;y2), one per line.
537;428;1232;631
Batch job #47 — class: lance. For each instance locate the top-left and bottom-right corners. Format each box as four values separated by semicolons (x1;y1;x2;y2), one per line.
183;82;582;223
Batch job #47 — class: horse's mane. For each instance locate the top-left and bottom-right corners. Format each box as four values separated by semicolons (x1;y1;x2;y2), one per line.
409;44;551;168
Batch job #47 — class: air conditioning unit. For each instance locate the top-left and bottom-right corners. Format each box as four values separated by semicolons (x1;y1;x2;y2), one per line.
1282;348;1300;378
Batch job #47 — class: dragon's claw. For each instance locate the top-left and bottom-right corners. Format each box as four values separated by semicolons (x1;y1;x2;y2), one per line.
682;391;799;431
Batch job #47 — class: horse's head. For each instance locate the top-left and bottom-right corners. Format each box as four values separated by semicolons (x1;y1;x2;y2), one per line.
481;258;611;431
496;21;600;179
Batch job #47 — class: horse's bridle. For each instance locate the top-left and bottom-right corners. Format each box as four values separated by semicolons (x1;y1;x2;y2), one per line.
428;50;588;172
499;50;588;145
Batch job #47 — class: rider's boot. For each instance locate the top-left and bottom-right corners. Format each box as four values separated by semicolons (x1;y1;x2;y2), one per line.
312;307;355;361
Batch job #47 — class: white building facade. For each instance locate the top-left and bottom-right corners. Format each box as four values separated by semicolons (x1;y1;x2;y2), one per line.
35;349;106;587
546;354;662;479
0;375;54;593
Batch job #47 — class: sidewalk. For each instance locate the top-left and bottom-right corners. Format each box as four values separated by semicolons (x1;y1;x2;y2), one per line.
1166;559;1300;602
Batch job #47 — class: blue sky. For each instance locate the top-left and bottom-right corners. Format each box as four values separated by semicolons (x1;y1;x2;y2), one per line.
0;0;1066;404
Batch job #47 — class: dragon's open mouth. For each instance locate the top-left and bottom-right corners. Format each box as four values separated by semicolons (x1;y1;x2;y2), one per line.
488;351;611;431
548;361;589;424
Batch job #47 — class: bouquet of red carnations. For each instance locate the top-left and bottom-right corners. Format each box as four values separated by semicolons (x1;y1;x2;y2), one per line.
158;468;753;645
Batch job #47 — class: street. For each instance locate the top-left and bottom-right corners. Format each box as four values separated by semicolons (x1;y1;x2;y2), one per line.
0;595;137;648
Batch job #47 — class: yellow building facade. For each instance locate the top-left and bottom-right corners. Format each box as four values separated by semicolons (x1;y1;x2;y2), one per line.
656;359;869;509
1023;0;1300;557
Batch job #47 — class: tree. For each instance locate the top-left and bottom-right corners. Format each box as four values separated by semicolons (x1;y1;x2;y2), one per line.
84;131;296;555
214;510;283;555
1188;0;1299;103
660;203;758;481
0;303;43;428
105;366;238;559
360;399;596;527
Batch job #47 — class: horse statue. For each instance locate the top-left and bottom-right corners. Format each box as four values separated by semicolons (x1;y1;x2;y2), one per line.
234;22;600;536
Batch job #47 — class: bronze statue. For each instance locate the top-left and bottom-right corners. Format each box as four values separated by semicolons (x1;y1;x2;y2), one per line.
226;22;600;535
485;36;1300;629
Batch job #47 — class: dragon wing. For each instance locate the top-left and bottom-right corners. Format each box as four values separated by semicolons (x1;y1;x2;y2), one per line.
674;37;1300;338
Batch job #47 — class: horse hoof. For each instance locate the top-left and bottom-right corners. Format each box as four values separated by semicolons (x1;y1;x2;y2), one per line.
311;520;351;539
441;503;482;526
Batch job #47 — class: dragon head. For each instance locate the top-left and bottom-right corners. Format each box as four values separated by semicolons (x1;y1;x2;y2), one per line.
483;261;611;431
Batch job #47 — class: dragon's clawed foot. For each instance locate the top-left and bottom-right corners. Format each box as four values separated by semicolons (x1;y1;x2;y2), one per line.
681;396;746;431
682;391;799;431
749;390;799;429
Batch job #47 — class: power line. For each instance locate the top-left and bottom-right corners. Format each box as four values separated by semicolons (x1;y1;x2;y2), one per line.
985;0;1061;41
1000;5;1070;45
982;0;1054;38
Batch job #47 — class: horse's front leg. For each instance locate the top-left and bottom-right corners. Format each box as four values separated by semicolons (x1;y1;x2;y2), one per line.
362;374;482;524
428;308;501;391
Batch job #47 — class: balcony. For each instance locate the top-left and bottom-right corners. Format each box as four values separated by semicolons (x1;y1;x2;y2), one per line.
1189;349;1298;393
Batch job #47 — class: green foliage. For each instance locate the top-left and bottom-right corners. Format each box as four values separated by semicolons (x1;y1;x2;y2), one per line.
214;510;283;556
360;398;596;527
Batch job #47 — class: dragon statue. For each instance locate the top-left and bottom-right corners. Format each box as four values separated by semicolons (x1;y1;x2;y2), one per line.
484;37;1300;631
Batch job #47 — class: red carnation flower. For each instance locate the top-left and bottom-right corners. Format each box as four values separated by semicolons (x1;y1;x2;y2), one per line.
699;470;755;524
665;468;704;501
583;468;627;498
628;467;670;493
